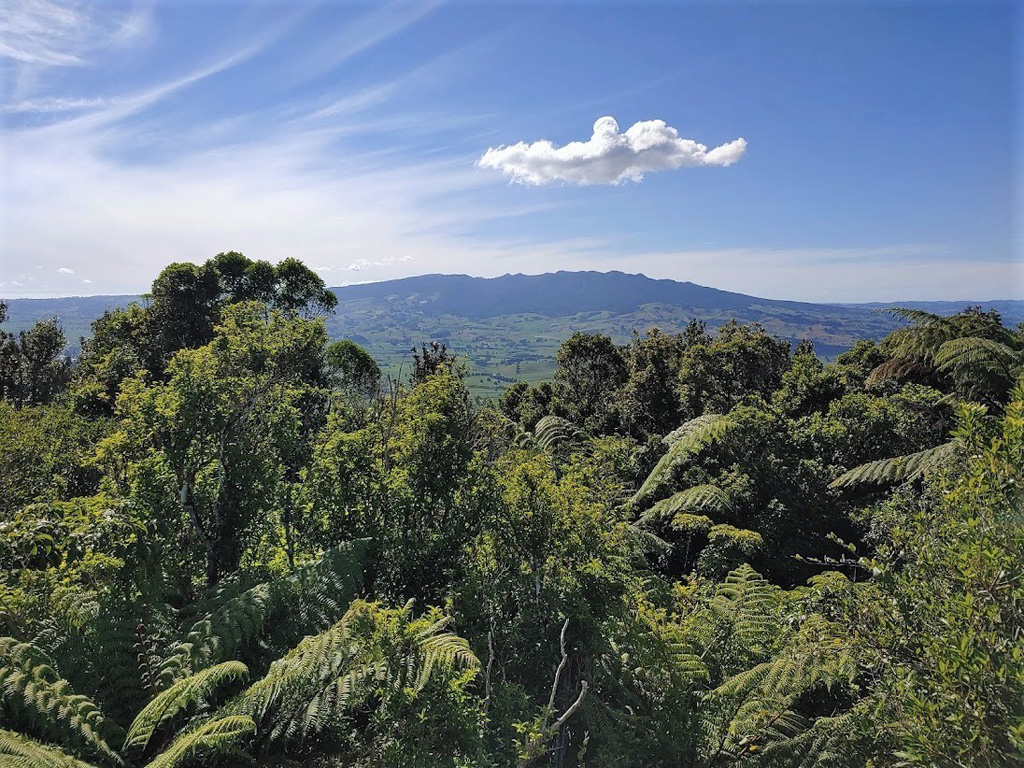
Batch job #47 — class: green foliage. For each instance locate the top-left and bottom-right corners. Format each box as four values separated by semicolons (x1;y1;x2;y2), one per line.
631;414;734;509
678;320;791;417
141;716;255;768
0;318;72;407
551;331;626;432
123;662;248;758
71;254;334;414
846;383;1024;765
325;339;381;399
0;729;100;768
617;328;685;439
303;366;477;602
2;258;1020;767
0;638;122;766
102;303;329;583
0;404;109;520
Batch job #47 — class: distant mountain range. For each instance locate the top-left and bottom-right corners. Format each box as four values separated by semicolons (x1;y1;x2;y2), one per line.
4;271;1021;398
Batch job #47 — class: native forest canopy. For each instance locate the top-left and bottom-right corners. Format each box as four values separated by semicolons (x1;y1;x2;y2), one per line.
0;252;1022;767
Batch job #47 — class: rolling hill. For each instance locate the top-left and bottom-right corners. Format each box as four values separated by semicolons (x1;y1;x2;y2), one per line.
3;271;1021;399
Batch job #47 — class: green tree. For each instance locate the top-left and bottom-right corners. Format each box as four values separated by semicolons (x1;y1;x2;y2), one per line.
678;321;791;417
0;317;72;406
73;255;336;415
552;332;626;432
101;304;327;584
617;328;686;439
305;366;477;602
326;338;381;399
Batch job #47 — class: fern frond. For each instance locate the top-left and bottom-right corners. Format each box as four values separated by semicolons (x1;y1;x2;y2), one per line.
878;307;946;326
493;413;535;449
759;711;857;767
533;415;585;451
413;631;479;692
0;639;122;767
123;661;248;757
661;413;725;448
220;600;478;751
934;337;1023;402
829;441;956;489
142;716;255;768
638;484;732;527
632;415;733;509
865;357;929;387
710;564;780;654
0;729;100;768
158;540;368;685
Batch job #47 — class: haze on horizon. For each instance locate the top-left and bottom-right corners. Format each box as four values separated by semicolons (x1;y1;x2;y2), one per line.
0;0;1019;303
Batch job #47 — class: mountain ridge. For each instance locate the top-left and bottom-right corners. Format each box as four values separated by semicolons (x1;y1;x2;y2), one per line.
4;271;1020;398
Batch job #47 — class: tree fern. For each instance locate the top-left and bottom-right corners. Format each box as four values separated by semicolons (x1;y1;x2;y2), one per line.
829;441;956;489
0;729;100;768
934;336;1023;402
56;595;169;726
141;716;255;768
702;617;857;765
705;564;781;662
533;415;585;452
632;415;733;509
123;661;249;758
638;484;732;527
867;307;1021;403
0;638;122;767
220;599;479;753
158;539;368;685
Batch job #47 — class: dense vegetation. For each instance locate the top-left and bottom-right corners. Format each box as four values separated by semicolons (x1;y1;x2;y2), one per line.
22;271;1024;400
1;255;1021;767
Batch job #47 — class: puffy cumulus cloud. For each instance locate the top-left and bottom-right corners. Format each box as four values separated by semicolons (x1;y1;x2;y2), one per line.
478;116;747;185
57;267;74;274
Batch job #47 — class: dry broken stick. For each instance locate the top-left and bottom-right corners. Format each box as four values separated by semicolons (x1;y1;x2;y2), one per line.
518;617;589;767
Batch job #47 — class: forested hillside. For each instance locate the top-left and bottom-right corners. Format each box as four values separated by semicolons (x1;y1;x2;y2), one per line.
1;254;1022;767
6;271;1021;400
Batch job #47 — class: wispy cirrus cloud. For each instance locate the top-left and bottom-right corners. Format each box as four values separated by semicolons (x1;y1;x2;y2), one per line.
0;0;153;93
0;8;590;298
478;116;747;185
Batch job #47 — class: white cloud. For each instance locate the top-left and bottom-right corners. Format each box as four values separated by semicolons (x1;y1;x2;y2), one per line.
347;259;385;272
478;116;747;185
57;267;74;274
0;0;151;69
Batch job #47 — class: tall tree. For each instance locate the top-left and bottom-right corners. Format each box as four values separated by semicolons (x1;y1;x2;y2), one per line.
74;254;336;414
0;317;71;406
677;321;791;417
552;332;627;432
102;303;328;584
617;328;686;438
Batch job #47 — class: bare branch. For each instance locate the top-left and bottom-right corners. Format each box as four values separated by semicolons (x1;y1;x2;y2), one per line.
543;617;570;730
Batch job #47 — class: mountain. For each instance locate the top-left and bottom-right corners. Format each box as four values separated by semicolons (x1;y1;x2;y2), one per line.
3;271;1021;398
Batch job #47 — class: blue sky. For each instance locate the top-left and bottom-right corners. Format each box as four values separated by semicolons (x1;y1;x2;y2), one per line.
0;0;1019;301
